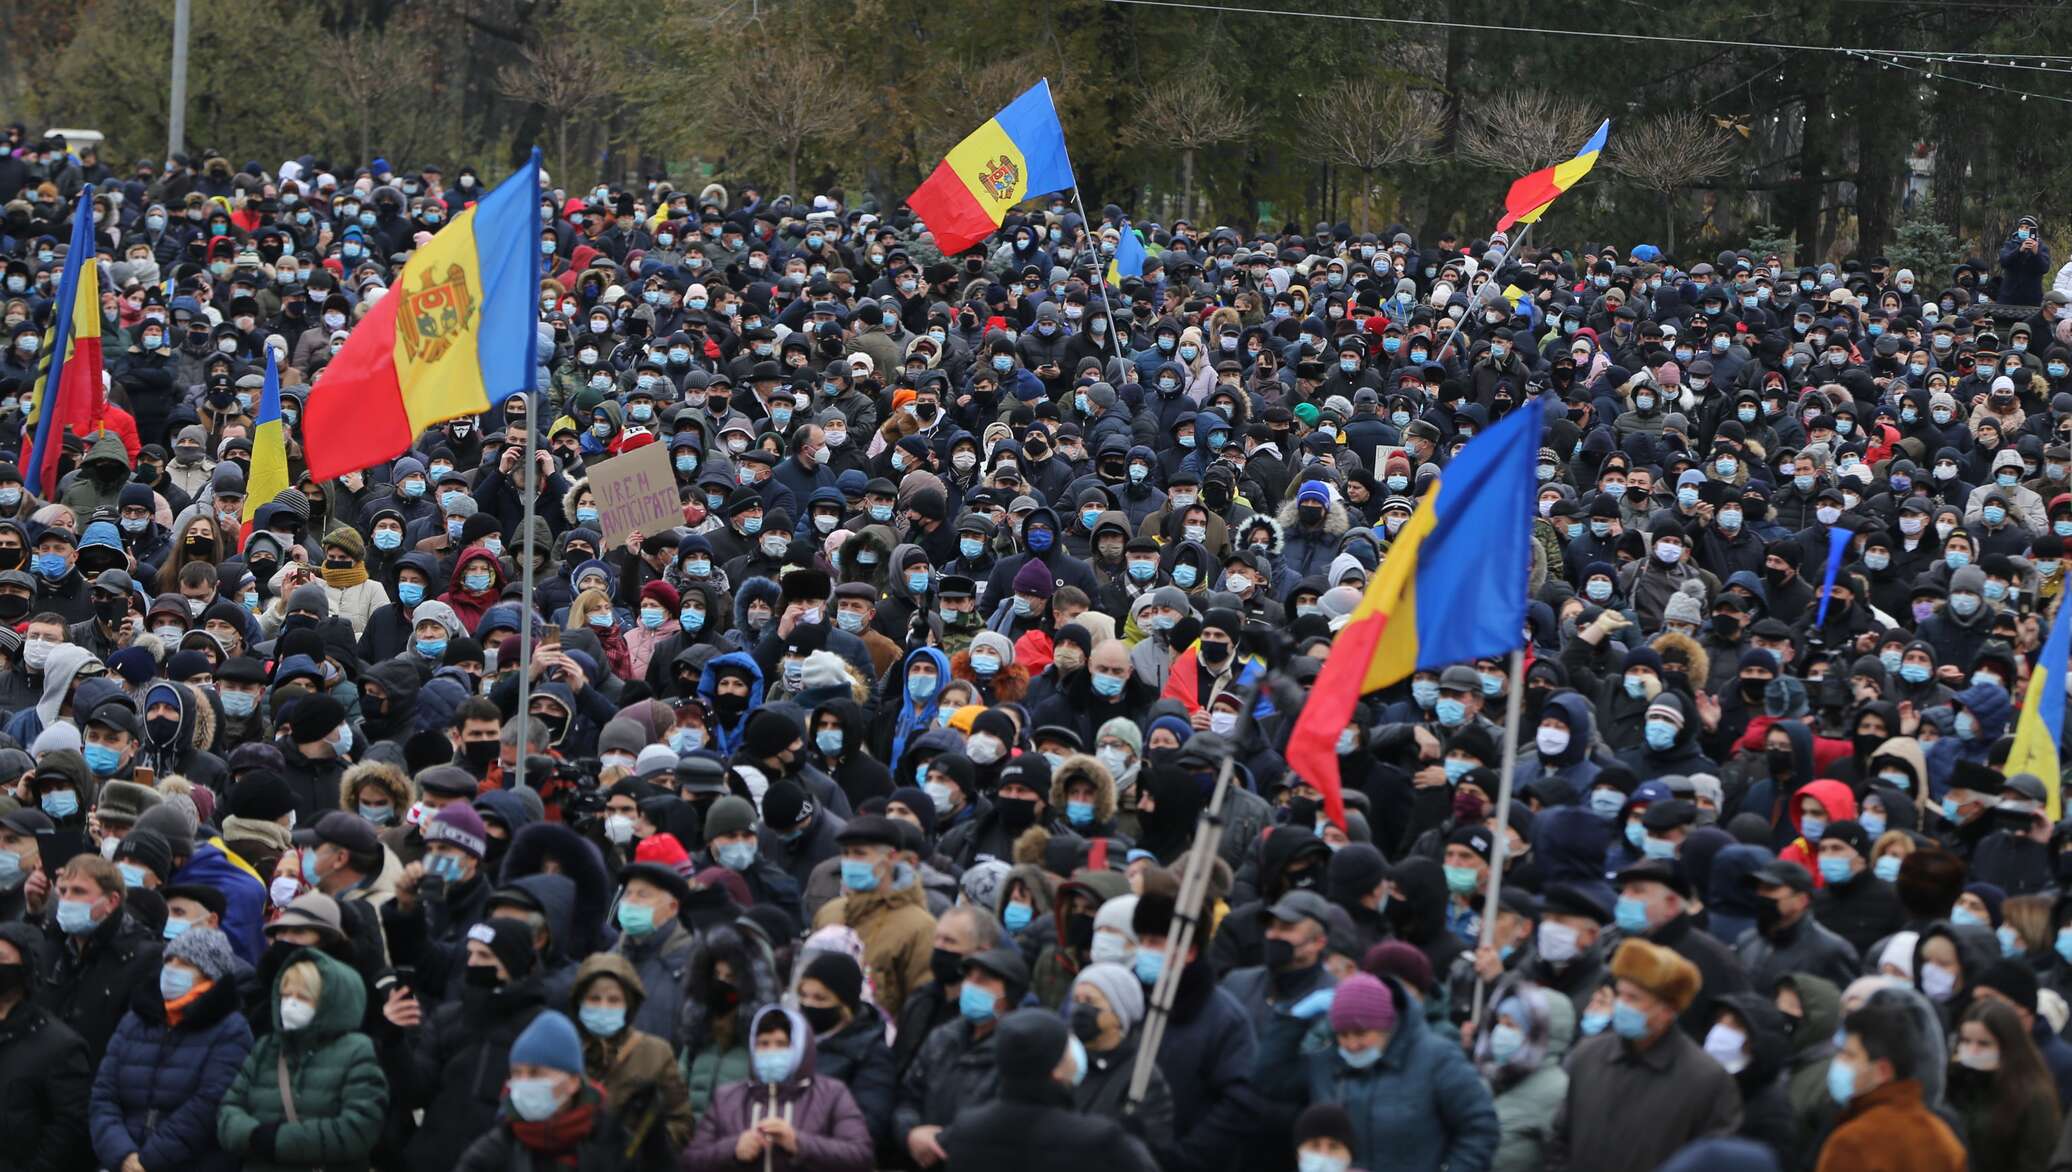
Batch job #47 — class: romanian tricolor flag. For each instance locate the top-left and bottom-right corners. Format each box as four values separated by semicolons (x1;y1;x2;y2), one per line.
2006;595;2070;821
23;192;106;498
906;80;1076;257
1286;400;1542;826
303;148;542;480
242;347;288;543
1496;119;1609;232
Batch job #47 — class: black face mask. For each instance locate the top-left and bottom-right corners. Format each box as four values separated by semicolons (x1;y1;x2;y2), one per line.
464;964;502;989
0;962;27;996
0;548;19;571
1283;867;1321;893
462;739;500;773
1067;913;1095;954
1069;1001;1103;1043
247;557;278;585
1739;677;1769;705
1710;615;1741;642
1298;504;1324;526
94;597;128;625
800;1002;844;1035
0;593;24;622
1198;640;1232;667
1767;748;1795;778
146;715;179;743
930;946;965;987
1853;733;1884;760
1264;936;1297;970
1754;897;1786;936
996;796;1038;833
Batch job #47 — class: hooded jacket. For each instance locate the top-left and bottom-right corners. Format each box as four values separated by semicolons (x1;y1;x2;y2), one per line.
569;951;697;1156
215;948;388;1172
684;1004;873;1172
90;960;255;1172
436;542;507;634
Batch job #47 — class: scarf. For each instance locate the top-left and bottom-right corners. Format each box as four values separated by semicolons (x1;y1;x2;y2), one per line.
321;563;368;589
509;1082;601;1164
223;815;292;853
164;977;213;1028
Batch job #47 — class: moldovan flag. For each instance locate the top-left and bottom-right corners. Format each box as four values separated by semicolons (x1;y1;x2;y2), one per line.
303;148;542;479
2005;595;2070;821
1285;400;1542;826
1496;120;1609;232
906;80;1076;256
242;347;287;542
23;192;106;498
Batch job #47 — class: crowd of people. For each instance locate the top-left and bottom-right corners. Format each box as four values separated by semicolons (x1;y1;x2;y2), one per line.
3;124;2072;1171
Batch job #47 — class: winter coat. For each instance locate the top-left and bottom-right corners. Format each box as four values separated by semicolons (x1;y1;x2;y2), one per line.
941;1076;1160;1172
34;906;163;1063
570;952;696;1158
452;1081;636;1172
1257;974;1499;1172
1546;1025;1743;1172
683;1006;874;1172
1781;973;1843;1150
1735;912;1861;993
90;972;255;1172
809;878;936;1021
1813;868;1908;959
216;949;389;1171
611;917;696;1050
1483;981;1574;1172
894;1016;1000;1139
0;996;94;1172
1074;1028;1175;1153
393;974;549;1170
811;1009;899;1149
1812;1078;1965;1172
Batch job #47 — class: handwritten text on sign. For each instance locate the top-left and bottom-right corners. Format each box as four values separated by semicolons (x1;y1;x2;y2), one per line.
585;442;680;549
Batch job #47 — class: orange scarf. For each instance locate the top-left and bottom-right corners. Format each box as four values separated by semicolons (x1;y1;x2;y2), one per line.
164;977;214;1027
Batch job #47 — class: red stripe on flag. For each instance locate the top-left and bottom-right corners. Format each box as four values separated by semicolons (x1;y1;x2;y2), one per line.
302;292;415;480
1285;608;1393;829
1497;165;1561;232
905;159;999;256
41;337;105;490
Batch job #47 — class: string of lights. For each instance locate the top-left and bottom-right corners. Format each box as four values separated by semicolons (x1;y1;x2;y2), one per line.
1101;0;2072;98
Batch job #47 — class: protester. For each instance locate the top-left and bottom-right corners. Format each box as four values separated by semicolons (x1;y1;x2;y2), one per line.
0;140;2064;1172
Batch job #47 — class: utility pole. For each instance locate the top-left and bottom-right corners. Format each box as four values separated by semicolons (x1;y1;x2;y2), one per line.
167;0;191;163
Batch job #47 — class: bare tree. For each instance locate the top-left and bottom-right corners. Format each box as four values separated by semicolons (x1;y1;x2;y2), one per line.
1454;89;1602;174
329;25;431;164
1121;76;1260;221
1297;82;1444;233
1607;111;1741;253
912;55;1047;169
497;38;617;180
700;37;866;195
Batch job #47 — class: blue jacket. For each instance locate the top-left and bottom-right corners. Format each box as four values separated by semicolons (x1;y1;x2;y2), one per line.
1925;680;2011;795
90;976;255;1172
1259;975;1499;1172
170;843;268;965
1155;958;1266;1172
696;650;766;756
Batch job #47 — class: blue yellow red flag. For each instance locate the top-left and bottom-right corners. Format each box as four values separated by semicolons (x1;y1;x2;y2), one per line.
2007;596;2070;820
302;149;542;480
243;348;288;542
905;81;1076;256
1497;120;1609;232
1107;221;1147;285
24;192;106;497
1285;401;1543;825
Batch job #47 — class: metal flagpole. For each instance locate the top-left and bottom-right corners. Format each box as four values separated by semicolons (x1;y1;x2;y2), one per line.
1069;186;1128;360
1470;644;1529;1026
1429;220;1534;371
1127;675;1296;1109
513;395;536;793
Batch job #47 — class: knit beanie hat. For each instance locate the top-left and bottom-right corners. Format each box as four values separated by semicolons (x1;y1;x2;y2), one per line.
743;708;801;759
1072;961;1145;1033
509;1009;585;1075
468;918;537;979
1328;972;1398;1034
1013;557;1057;598
703;796;756;840
165;924;237;982
424;803;488;858
802;950;865;1010
1294;1103;1357;1150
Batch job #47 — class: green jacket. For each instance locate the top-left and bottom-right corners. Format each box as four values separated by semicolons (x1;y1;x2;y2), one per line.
1490;992;1573;1172
59;431;131;516
1780;972;1841;1148
216;949;389;1171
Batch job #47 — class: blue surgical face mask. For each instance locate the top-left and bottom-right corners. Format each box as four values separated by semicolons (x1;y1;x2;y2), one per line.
83;743;123;777
1434;698;1466;726
1875;855;1902;883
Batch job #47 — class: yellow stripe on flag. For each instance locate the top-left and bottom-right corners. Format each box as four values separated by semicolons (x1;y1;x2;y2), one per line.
943;120;1030;210
1361;488;1442;692
391;205;494;432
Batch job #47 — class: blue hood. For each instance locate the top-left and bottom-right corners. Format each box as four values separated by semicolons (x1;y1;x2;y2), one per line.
1543;692;1594;766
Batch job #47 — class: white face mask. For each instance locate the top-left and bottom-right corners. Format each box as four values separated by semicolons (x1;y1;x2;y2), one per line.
279;995;318;1031
1208;711;1238;736
966;734;1005;765
1702;1023;1750;1074
1920;962;1958;1001
604;814;635;845
1536;920;1580;963
1535;726;1570;757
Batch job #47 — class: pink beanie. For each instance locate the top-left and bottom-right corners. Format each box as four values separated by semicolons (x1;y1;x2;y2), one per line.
1328;972;1397;1034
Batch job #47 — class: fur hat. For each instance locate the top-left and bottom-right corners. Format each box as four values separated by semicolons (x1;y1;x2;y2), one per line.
1610;937;1701;1013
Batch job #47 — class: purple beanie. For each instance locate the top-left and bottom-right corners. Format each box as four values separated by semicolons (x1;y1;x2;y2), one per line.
1328;972;1398;1034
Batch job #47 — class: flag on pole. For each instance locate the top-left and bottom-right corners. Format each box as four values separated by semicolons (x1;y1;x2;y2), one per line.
1496;120;1609;232
243;348;288;543
302;148;542;480
23;192;106;498
1107;221;1147;285
905;80;1076;256
1285;401;1543;826
2007;597;2071;821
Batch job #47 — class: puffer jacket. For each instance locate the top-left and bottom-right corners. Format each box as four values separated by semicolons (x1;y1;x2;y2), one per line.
0;926;94;1172
392;971;549;1170
1256;973;1499;1172
90;970;255;1172
812;875;936;1022
812;1008;899;1149
683;1005;874;1172
216;948;389;1171
1479;981;1574;1172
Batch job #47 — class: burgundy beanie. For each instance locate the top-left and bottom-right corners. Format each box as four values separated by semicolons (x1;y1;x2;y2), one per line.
1328;972;1397;1034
